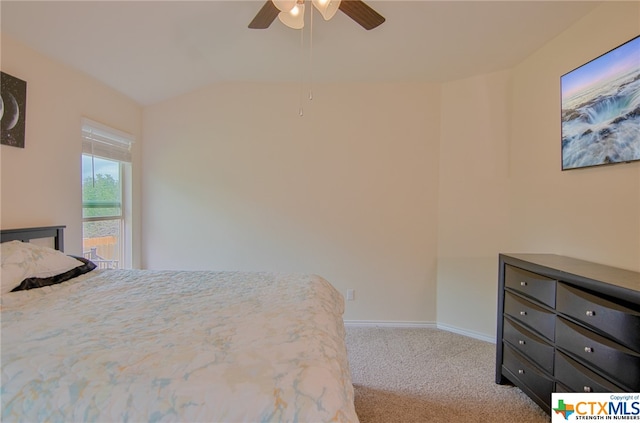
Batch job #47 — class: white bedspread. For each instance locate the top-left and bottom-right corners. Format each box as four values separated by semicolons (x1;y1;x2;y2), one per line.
1;270;358;423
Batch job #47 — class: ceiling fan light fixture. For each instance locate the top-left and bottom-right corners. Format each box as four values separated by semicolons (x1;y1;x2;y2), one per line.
312;0;341;21
278;3;305;29
273;0;297;13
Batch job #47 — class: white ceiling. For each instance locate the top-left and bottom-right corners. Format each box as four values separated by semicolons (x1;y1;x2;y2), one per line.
1;1;601;106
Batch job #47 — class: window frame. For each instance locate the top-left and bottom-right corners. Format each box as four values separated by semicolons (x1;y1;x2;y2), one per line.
81;118;134;269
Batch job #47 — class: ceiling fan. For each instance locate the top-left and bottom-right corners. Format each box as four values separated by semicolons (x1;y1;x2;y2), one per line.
248;0;385;31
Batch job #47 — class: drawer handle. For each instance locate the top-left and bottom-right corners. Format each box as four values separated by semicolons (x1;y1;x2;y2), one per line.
586;310;596;317
584;386;593;393
584;347;593;353
518;369;525;375
520;311;527;316
518;340;526;345
520;281;527;287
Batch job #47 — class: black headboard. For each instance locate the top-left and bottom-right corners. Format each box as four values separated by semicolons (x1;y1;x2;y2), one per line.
0;226;66;252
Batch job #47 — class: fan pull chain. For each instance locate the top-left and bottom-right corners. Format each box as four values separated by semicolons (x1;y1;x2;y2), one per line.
297;0;316;116
308;3;314;101
298;15;305;117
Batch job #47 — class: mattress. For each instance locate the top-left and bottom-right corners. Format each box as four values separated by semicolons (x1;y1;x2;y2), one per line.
1;269;358;422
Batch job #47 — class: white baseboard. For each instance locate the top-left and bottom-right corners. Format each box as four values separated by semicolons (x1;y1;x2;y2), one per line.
343;320;436;329
343;320;496;344
436;323;496;343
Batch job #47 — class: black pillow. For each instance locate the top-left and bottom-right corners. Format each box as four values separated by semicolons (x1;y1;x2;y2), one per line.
11;256;97;292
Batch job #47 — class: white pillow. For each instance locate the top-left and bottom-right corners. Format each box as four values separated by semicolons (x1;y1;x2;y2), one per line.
1;240;81;294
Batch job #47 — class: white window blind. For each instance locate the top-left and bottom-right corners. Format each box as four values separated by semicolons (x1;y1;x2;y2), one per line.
81;118;134;163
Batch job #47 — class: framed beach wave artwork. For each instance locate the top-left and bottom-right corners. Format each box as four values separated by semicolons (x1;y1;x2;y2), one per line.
561;35;640;170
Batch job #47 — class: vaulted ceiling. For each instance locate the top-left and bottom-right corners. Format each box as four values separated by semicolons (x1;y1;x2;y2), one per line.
1;1;601;105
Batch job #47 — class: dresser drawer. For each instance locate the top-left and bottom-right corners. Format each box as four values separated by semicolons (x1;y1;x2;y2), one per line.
503;317;554;373
504;292;555;341
503;344;553;408
555;351;624;393
555;317;640;390
557;283;640;352
505;265;557;308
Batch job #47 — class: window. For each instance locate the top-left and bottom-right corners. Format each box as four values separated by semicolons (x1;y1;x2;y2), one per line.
81;118;134;269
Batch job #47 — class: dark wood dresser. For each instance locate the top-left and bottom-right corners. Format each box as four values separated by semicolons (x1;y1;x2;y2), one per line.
495;253;640;413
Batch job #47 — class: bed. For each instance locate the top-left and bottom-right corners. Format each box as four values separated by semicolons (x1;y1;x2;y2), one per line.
1;226;358;422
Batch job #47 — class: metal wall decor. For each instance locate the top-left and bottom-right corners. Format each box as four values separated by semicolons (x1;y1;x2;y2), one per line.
1;71;27;148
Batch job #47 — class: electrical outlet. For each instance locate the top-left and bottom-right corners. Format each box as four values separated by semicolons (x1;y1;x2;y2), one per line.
346;289;355;301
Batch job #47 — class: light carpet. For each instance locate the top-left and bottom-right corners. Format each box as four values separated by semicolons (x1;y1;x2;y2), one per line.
345;326;550;422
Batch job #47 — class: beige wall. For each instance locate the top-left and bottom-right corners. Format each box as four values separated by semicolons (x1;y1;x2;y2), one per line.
436;2;639;341
0;35;143;262
436;69;512;340
509;2;640;272
142;82;441;322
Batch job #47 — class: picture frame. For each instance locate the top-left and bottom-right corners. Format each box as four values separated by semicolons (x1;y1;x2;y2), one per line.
560;35;640;170
1;71;27;148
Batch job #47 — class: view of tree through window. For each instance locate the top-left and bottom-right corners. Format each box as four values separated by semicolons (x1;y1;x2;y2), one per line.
83;173;121;219
82;155;122;269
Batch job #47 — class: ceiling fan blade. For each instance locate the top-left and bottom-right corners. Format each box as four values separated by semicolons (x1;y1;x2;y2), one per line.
339;0;385;30
248;1;280;29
